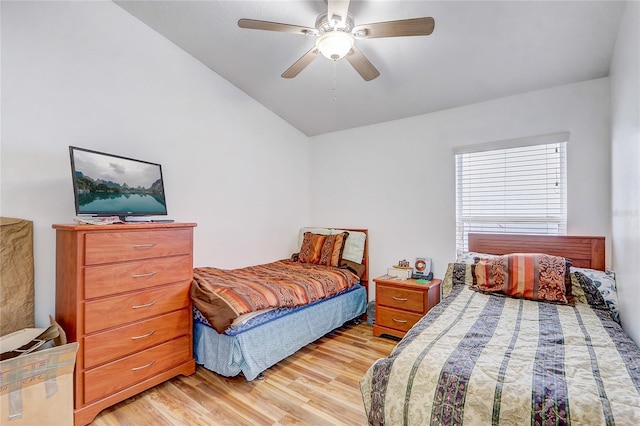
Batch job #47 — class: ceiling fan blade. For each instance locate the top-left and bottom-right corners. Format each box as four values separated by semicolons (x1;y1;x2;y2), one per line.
281;48;320;78
327;0;351;24
238;19;317;36
345;46;380;81
353;17;435;39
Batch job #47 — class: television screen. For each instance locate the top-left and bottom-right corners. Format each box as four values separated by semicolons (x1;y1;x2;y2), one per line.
69;146;167;219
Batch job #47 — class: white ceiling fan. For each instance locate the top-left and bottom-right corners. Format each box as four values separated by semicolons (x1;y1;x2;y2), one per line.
238;0;435;81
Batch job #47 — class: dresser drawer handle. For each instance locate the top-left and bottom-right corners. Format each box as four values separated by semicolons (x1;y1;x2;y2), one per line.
392;318;408;323
131;359;155;371
131;300;156;309
392;296;408;301
132;272;157;278
131;330;156;340
132;243;156;248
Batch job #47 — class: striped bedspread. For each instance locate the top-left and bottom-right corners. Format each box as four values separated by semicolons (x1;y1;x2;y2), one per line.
361;282;640;425
191;260;359;333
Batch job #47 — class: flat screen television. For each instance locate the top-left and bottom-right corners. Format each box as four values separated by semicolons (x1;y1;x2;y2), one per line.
69;146;168;221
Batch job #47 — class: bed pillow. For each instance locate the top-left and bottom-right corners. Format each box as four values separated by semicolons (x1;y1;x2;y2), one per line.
318;231;349;267
297;227;331;250
298;232;327;264
573;271;610;312
571;266;619;323
297;227;366;265
472;253;573;305
331;229;367;264
570;272;588;305
441;262;474;298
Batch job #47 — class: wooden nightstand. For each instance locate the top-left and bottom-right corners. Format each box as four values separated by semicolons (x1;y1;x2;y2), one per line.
372;276;441;339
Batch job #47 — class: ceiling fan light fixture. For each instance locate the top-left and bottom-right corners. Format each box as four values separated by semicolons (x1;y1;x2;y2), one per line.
315;31;354;60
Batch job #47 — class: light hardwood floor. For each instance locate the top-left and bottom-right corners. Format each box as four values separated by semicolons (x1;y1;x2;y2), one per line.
90;322;397;425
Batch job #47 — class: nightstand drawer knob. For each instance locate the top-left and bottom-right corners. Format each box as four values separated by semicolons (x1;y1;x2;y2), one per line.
392;318;408;323
392;296;408;301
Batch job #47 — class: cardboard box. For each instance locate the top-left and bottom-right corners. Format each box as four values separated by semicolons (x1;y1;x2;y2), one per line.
0;322;78;425
1;217;35;336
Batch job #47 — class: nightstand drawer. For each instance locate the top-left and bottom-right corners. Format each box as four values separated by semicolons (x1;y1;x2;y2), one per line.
84;282;190;334
83;309;191;368
85;255;192;299
376;306;423;333
84;229;192;265
377;283;425;313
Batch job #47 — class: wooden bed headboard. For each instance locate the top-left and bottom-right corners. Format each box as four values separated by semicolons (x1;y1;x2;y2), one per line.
468;233;605;271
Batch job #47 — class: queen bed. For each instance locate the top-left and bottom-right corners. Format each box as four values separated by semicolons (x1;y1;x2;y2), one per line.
191;227;369;381
361;233;640;425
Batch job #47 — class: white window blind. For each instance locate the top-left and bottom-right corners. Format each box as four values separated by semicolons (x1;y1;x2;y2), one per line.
454;134;567;253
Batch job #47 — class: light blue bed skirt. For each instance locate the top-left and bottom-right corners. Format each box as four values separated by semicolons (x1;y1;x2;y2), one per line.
194;284;367;380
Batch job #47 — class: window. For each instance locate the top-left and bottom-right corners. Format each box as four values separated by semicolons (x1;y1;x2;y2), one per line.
454;132;568;253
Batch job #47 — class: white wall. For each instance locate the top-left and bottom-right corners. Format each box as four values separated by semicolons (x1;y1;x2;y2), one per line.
610;1;640;344
1;1;309;327
0;1;625;335
310;78;612;299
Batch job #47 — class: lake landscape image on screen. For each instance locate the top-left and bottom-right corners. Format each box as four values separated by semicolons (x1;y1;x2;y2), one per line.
73;149;166;214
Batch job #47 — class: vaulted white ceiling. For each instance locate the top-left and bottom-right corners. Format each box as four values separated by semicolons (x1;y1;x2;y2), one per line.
114;1;626;136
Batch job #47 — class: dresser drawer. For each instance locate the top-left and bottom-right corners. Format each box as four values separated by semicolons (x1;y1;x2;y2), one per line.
83;309;191;369
84;282;190;334
84;229;192;265
83;336;191;404
376;306;423;333
377;284;425;313
85;255;192;299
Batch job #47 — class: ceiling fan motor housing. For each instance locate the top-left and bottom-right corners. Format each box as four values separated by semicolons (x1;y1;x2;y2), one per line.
315;11;354;34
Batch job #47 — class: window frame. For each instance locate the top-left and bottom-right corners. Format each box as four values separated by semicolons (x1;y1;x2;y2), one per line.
453;132;569;253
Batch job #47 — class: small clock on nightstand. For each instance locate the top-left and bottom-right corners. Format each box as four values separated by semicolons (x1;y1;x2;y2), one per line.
372;275;441;339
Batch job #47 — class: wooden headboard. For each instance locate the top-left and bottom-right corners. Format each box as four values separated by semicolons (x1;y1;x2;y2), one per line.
468;233;605;271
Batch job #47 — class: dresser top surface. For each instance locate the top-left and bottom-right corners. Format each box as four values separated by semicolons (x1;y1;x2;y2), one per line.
374;276;442;290
53;222;197;231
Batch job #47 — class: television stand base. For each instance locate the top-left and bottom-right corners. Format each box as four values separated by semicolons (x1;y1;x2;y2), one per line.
123;216;152;222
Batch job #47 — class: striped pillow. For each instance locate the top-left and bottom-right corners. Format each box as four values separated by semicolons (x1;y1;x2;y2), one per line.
319;231;349;267
473;253;573;305
298;232;327;264
299;232;349;266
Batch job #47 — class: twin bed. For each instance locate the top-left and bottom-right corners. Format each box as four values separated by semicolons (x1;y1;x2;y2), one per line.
190;227;369;380
360;233;640;425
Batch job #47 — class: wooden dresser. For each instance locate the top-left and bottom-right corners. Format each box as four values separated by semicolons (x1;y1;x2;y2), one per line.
372;276;441;339
53;222;197;425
